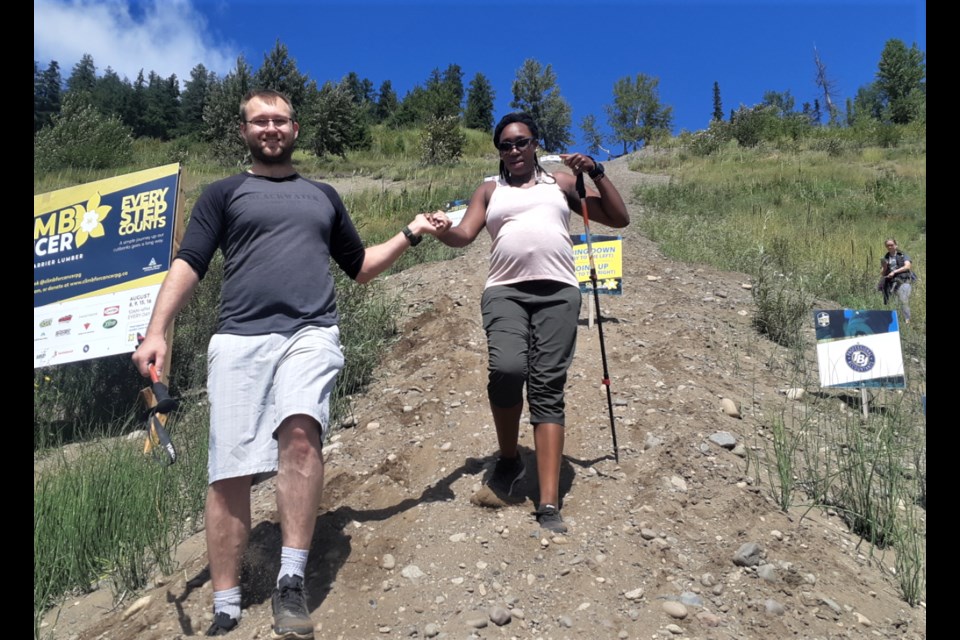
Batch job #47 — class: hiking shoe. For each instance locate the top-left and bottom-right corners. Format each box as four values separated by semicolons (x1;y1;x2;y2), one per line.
271;574;314;640
205;611;239;636
535;504;568;533
487;455;526;498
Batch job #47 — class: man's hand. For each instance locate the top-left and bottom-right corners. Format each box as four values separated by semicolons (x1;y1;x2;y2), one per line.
133;334;166;379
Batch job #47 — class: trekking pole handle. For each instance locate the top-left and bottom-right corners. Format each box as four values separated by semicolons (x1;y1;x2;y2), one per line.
148;363;179;414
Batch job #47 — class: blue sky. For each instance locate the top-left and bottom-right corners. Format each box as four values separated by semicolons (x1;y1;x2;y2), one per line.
35;0;925;150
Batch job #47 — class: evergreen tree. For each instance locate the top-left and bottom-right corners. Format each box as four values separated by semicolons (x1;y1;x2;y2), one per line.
605;73;673;154
66;53;97;97
34;60;62;132
341;71;376;122
302;79;371;158
141;71;180;139
203;56;253;166
125;70;148;136
374;80;398;123
389;85;430;129
464;72;495;132
440;63;464;118
93;67;130;122
510;58;572;153
253;40;308;109
180;64;215;136
876;38;925;124
712;81;723;122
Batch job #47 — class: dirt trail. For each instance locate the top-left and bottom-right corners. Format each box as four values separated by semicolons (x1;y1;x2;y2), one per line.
40;154;926;640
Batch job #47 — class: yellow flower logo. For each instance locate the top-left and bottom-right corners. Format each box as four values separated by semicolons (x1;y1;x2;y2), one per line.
74;192;111;248
603;278;619;290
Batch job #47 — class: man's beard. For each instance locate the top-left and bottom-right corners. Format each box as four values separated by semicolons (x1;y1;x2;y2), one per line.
248;139;295;165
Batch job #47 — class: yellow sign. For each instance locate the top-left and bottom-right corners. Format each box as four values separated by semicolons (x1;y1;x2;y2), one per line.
570;235;623;294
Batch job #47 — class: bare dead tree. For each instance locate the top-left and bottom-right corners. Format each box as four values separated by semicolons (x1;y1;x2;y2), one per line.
813;45;840;125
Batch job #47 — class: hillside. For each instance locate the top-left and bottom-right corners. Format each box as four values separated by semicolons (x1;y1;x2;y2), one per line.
39;155;926;640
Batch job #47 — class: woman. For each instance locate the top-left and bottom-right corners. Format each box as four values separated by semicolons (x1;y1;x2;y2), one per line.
432;112;629;533
880;238;915;325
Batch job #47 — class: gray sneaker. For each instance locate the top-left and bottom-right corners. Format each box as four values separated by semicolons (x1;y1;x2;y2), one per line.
271;574;314;640
487;455;526;499
205;611;238;636
535;504;568;533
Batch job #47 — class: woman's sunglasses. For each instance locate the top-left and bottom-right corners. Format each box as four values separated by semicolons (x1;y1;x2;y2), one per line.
497;137;535;153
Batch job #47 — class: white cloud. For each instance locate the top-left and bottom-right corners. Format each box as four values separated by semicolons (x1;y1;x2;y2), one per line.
34;0;237;86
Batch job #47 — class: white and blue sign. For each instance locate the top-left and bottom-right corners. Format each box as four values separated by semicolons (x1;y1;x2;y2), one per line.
814;309;905;388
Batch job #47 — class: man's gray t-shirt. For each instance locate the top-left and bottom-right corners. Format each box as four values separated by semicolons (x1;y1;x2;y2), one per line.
176;172;366;336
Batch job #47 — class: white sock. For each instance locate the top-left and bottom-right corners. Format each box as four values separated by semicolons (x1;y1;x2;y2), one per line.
278;546;310;586
212;586;241;621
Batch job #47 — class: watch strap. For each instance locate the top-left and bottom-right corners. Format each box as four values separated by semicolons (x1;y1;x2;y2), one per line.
402;226;422;246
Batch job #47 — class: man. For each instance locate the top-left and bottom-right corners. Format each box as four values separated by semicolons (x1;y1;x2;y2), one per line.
132;89;450;639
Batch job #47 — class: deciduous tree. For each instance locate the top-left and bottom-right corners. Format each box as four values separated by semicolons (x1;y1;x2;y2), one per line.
579;114;607;157
605;73;672;154
510;59;572;152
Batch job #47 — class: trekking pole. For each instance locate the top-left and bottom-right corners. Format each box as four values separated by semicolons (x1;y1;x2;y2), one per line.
575;173;619;463
135;335;179;465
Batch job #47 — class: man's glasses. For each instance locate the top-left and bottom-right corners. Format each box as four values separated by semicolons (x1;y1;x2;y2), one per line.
246;117;293;129
886;244;896;248
498;137;535;153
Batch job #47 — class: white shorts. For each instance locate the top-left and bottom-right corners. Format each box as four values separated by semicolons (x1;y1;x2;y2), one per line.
206;326;344;484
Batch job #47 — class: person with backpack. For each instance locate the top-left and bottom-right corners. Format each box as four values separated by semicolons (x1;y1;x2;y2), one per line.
879;238;916;325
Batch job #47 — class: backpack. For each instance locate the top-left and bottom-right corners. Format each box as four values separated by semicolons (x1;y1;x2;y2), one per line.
884;251;918;283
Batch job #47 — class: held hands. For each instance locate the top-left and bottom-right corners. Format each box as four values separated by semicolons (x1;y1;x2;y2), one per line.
560;153;596;175
416;211;452;236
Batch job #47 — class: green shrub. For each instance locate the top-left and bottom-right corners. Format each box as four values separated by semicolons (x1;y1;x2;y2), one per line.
419;115;466;166
34;94;134;173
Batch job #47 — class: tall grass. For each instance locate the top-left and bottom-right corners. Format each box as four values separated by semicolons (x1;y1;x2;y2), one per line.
638;128;925;605
34;402;208;638
630;138;925;316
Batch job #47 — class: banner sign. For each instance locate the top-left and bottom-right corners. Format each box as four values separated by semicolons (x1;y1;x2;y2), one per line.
34;164;182;368
813;309;905;388
570;234;623;295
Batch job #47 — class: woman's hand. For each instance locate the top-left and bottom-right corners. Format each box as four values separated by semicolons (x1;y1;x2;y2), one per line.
559;153;597;175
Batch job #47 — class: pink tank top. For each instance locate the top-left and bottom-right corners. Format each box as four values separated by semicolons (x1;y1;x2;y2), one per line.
484;177;578;289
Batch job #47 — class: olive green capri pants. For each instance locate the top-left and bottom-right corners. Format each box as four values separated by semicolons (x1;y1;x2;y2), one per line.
481;280;581;426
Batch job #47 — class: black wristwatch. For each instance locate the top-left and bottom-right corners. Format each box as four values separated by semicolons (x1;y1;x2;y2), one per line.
402;226;422;247
588;161;605;180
